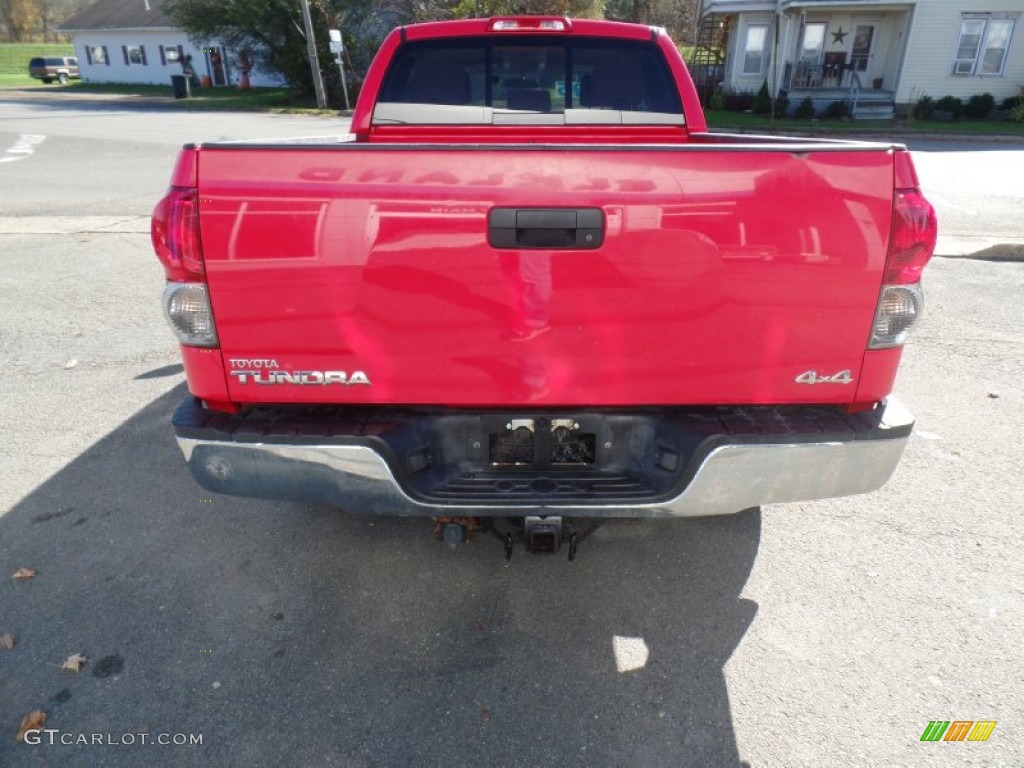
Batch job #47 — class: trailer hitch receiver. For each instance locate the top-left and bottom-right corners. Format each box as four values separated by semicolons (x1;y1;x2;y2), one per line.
524;516;562;554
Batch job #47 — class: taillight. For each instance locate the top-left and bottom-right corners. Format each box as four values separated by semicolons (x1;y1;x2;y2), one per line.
152;184;217;347
162;283;218;348
152;187;204;281
885;189;937;285
870;283;922;349
870;152;937;350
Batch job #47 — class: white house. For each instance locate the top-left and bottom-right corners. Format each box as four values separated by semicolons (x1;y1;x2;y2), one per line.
59;0;284;88
693;0;1023;118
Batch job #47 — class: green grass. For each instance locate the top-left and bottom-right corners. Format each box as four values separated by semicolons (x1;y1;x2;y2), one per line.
704;109;1024;136
0;42;74;75
61;82;331;112
0;73;39;86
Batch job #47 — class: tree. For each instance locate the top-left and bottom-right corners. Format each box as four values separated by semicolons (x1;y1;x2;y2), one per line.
379;0;604;23
0;0;41;41
167;0;340;98
166;0;398;102
1;0;92;42
604;0;696;43
327;0;395;95
450;0;604;16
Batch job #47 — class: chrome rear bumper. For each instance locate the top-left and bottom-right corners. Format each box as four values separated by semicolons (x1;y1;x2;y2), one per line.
172;398;913;518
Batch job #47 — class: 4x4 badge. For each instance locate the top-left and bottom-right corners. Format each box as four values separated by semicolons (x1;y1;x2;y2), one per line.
794;369;853;385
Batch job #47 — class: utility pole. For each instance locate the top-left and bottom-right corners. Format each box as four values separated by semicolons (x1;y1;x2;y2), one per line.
300;0;328;109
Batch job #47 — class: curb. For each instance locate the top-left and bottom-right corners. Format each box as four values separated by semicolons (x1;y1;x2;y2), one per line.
937;244;1024;263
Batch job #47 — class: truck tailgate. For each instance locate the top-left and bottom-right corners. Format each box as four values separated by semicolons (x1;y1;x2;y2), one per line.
196;144;894;406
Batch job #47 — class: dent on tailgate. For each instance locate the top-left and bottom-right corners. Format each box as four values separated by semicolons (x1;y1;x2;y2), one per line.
195;144;893;408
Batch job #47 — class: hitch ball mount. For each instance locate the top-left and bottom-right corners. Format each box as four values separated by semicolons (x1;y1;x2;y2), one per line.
437;515;591;561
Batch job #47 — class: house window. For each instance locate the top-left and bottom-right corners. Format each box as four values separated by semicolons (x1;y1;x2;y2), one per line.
125;45;146;65
89;46;108;65
953;15;1016;76
164;46;180;63
742;23;768;75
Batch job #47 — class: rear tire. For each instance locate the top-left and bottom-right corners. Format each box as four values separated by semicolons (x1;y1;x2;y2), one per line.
57;73;69;85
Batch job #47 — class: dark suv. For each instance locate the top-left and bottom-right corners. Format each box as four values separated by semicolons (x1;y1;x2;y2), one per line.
28;56;79;85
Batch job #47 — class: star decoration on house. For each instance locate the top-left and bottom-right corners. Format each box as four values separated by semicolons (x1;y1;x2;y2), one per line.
832;27;848;45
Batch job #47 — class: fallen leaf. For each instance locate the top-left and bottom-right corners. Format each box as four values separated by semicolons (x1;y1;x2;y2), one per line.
0;633;15;650
62;653;88;673
481;708;491;722
12;568;37;581
64;359;78;369
16;710;46;743
988;392;1000;399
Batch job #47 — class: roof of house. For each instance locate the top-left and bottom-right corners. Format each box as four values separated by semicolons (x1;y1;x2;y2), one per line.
779;0;916;8
701;0;775;12
60;0;176;31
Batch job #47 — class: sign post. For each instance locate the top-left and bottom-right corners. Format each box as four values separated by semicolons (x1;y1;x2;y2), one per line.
329;29;350;111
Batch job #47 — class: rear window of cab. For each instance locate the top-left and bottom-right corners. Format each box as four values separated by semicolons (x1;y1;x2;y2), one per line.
374;36;683;126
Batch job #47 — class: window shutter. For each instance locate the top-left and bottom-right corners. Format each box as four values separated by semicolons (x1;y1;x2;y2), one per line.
122;45;129;65
102;46;109;65
85;47;92;65
140;45;147;65
159;45;166;66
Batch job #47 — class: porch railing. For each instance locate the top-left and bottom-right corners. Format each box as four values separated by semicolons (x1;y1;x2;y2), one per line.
783;61;854;90
848;71;863;116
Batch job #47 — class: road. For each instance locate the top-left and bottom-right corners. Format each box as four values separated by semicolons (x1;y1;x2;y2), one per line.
909;139;1024;259
0;98;1022;767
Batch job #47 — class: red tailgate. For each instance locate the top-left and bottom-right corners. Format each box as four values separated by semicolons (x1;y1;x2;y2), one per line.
196;144;894;407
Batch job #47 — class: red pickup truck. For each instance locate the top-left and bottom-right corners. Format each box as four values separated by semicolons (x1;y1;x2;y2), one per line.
153;17;936;554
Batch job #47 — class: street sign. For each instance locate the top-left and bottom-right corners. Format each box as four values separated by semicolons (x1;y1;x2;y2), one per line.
329;27;350;111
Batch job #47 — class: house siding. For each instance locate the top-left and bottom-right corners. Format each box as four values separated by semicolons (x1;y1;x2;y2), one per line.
70;30;285;88
897;0;1023;102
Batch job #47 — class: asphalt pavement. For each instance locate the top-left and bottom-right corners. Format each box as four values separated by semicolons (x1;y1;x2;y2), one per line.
0;98;1021;767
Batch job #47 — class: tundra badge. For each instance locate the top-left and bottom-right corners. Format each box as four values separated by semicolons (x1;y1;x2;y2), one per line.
229;370;371;385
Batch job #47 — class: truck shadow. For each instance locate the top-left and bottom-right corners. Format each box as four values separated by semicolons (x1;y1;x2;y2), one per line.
0;384;759;768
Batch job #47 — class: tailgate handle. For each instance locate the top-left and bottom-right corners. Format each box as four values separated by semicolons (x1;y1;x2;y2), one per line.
488;208;604;250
